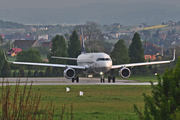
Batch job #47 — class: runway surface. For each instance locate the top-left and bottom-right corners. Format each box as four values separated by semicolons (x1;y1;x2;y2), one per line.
0;77;157;85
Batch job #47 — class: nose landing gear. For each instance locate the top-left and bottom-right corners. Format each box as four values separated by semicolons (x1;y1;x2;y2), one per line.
100;72;105;83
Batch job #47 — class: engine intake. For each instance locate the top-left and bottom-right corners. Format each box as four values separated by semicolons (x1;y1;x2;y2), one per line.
119;67;131;79
64;68;76;79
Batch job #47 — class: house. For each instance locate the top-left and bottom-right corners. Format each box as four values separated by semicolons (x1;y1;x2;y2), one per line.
7;48;22;57
25;34;34;40
0;34;5;39
111;23;122;28
159;34;166;40
108;32;119;39
41;42;52;48
4;35;13;40
13;40;41;49
167;20;176;26
139;23;148;28
143;43;160;60
38;35;48;40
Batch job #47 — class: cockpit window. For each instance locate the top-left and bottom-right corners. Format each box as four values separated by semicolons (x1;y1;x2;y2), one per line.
96;58;111;61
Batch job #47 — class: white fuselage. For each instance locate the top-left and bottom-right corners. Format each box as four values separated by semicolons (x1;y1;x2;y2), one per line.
77;53;112;74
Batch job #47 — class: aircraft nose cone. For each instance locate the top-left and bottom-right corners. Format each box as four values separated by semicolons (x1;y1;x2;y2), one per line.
96;61;112;73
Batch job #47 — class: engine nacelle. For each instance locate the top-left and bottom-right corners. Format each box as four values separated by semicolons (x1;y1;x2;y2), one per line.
119;67;131;79
64;68;76;79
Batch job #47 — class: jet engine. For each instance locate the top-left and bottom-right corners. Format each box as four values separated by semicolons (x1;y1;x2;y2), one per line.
119;67;131;79
64;68;76;79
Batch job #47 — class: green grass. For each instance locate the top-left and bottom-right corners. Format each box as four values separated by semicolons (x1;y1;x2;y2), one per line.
7;56;16;61
6;85;152;120
126;75;158;82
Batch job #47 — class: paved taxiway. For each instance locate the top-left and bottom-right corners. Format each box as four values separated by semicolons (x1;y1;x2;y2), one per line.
0;77;157;85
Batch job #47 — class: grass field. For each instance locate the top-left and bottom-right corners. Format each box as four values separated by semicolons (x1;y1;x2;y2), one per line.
132;25;168;31
126;75;158;82
6;85;152;120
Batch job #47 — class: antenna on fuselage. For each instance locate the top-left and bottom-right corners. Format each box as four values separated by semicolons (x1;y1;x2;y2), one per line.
81;27;86;54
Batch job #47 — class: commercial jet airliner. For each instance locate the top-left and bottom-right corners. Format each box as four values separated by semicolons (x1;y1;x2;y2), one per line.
4;28;175;83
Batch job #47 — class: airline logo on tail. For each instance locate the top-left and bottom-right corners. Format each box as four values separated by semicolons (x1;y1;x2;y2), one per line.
81;27;86;54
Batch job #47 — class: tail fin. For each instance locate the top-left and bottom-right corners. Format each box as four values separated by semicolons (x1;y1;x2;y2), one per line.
81;27;86;54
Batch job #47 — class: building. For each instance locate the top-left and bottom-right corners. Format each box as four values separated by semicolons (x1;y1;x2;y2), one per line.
143;43;160;60
38;35;48;40
41;42;52;48
13;40;41;49
7;48;22;57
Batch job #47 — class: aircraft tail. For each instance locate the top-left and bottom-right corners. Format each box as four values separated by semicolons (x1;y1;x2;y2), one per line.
81;27;86;54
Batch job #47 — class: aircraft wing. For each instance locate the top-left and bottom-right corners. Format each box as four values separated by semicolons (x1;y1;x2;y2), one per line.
51;56;77;60
4;53;86;70
111;49;175;69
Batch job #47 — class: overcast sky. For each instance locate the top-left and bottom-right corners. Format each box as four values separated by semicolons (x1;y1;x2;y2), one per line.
1;0;180;9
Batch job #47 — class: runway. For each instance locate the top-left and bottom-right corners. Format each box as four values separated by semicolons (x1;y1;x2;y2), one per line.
0;77;157;85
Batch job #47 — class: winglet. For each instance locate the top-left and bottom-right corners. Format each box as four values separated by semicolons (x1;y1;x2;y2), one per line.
171;49;175;61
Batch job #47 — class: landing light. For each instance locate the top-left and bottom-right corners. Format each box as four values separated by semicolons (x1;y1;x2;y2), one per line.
100;72;103;75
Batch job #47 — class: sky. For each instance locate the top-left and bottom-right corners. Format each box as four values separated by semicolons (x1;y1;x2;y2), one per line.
1;0;180;9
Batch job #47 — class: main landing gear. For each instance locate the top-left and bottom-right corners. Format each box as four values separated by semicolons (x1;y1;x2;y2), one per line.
108;76;115;83
108;70;115;83
72;76;79;83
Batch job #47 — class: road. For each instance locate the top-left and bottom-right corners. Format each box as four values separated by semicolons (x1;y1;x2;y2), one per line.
0;77;157;85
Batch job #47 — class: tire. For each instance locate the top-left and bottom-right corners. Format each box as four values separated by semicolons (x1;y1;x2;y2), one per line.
72;78;74;82
108;76;111;83
76;76;79;83
112;76;115;83
103;78;105;83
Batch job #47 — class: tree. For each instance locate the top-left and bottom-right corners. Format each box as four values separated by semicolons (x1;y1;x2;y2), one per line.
129;32;145;63
39;71;44;77
111;39;130;65
75;21;104;41
0;35;4;45
1;61;11;77
129;32;146;74
134;57;180;120
0;48;5;70
13;70;16;77
48;35;67;63
19;69;25;77
45;66;52;77
47;35;67;76
67;30;81;65
28;70;31;77
16;49;42;63
16;48;42;69
149;37;160;44
34;70;38;77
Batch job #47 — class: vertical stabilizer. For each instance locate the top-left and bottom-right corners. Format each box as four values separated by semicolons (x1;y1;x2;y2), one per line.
81;27;86;54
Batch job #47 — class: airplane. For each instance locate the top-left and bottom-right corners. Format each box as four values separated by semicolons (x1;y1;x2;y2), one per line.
4;28;175;83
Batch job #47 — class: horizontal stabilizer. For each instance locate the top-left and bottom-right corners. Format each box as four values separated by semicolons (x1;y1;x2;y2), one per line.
51;56;77;60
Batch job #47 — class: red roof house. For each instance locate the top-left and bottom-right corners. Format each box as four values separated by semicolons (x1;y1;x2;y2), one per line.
8;48;22;57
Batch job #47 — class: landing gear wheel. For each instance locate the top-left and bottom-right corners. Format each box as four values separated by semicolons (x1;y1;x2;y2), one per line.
112;76;115;83
76;76;79;83
72;78;74;82
108;76;111;83
102;78;105;83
